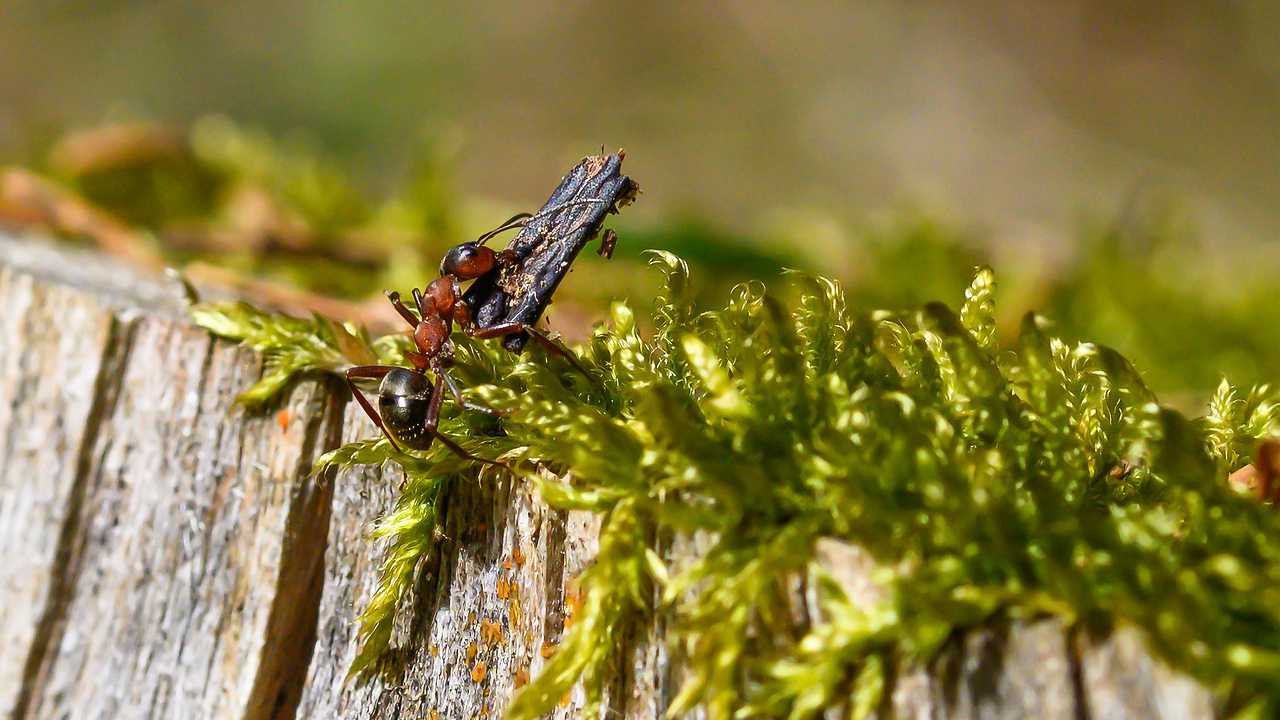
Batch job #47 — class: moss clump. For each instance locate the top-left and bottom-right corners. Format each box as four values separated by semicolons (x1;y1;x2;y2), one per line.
196;252;1280;719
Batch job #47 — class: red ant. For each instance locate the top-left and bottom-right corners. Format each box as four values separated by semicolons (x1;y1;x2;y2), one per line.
345;202;602;464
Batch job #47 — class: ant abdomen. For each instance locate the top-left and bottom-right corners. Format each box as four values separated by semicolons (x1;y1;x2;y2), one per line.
378;368;434;449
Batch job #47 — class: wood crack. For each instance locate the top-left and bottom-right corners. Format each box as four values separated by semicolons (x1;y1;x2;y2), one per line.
11;314;136;720
243;378;346;720
540;504;569;651
1066;625;1093;720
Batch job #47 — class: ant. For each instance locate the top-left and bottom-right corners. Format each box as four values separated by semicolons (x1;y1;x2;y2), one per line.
345;201;604;464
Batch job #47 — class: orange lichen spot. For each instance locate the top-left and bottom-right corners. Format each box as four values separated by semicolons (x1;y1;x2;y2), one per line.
563;587;585;629
428;710;439;720
507;594;523;627
466;642;479;664
471;661;488;683
468;610;477;624
429;644;439;657
496;577;511;600
512;547;526;566
514;667;530;688
276;409;291;431
480;619;504;646
540;641;557;659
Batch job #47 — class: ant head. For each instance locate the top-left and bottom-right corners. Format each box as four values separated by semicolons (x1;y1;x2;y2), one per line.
440;242;497;279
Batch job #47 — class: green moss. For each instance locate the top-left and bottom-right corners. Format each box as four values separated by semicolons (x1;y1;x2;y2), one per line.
196;253;1280;719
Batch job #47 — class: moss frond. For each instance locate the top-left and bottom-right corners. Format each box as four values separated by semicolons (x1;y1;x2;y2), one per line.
192;301;383;406
1204;379;1280;471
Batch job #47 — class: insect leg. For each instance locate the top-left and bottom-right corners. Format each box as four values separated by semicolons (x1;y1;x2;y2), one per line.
345;365;401;452
435;366;508;417
384;290;420;328
432;433;507;468
422;375;507;467
412;287;429;317
467;322;593;379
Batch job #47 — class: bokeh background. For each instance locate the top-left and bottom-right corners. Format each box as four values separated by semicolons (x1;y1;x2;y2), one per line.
1;1;1276;407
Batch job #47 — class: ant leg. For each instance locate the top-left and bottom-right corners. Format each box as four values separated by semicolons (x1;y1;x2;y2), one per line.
435;367;508;417
345;365;402;453
467;322;593;378
476;212;533;246
384;290;419;328
433;433;507;468
421;377;507;467
412;287;430;318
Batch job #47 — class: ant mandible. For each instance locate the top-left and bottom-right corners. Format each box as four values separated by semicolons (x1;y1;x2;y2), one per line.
345;201;602;464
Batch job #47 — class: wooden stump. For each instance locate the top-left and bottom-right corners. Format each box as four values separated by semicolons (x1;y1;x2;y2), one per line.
0;233;1216;719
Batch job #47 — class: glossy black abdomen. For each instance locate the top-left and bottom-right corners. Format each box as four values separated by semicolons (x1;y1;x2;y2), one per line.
378;368;434;449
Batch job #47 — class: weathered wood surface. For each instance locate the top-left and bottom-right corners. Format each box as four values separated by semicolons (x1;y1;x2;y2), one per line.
0;233;344;720
0;232;1218;719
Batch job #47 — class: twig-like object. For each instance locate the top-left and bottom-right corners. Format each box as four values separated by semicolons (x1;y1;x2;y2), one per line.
463;152;638;351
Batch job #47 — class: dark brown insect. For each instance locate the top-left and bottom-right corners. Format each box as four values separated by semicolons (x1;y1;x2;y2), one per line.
345;209;595;463
1230;439;1280;505
597;228;618;260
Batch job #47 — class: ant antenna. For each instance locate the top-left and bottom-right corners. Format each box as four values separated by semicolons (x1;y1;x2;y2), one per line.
474;198;609;246
476;212;533;246
525;197;607;223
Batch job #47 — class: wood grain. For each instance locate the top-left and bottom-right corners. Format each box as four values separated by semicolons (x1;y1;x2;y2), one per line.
19;315;342;719
0;267;120;717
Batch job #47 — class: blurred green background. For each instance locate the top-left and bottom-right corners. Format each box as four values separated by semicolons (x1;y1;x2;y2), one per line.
1;1;1276;407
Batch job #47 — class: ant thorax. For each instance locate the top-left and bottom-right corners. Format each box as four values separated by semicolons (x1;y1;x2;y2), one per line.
424;277;456;315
